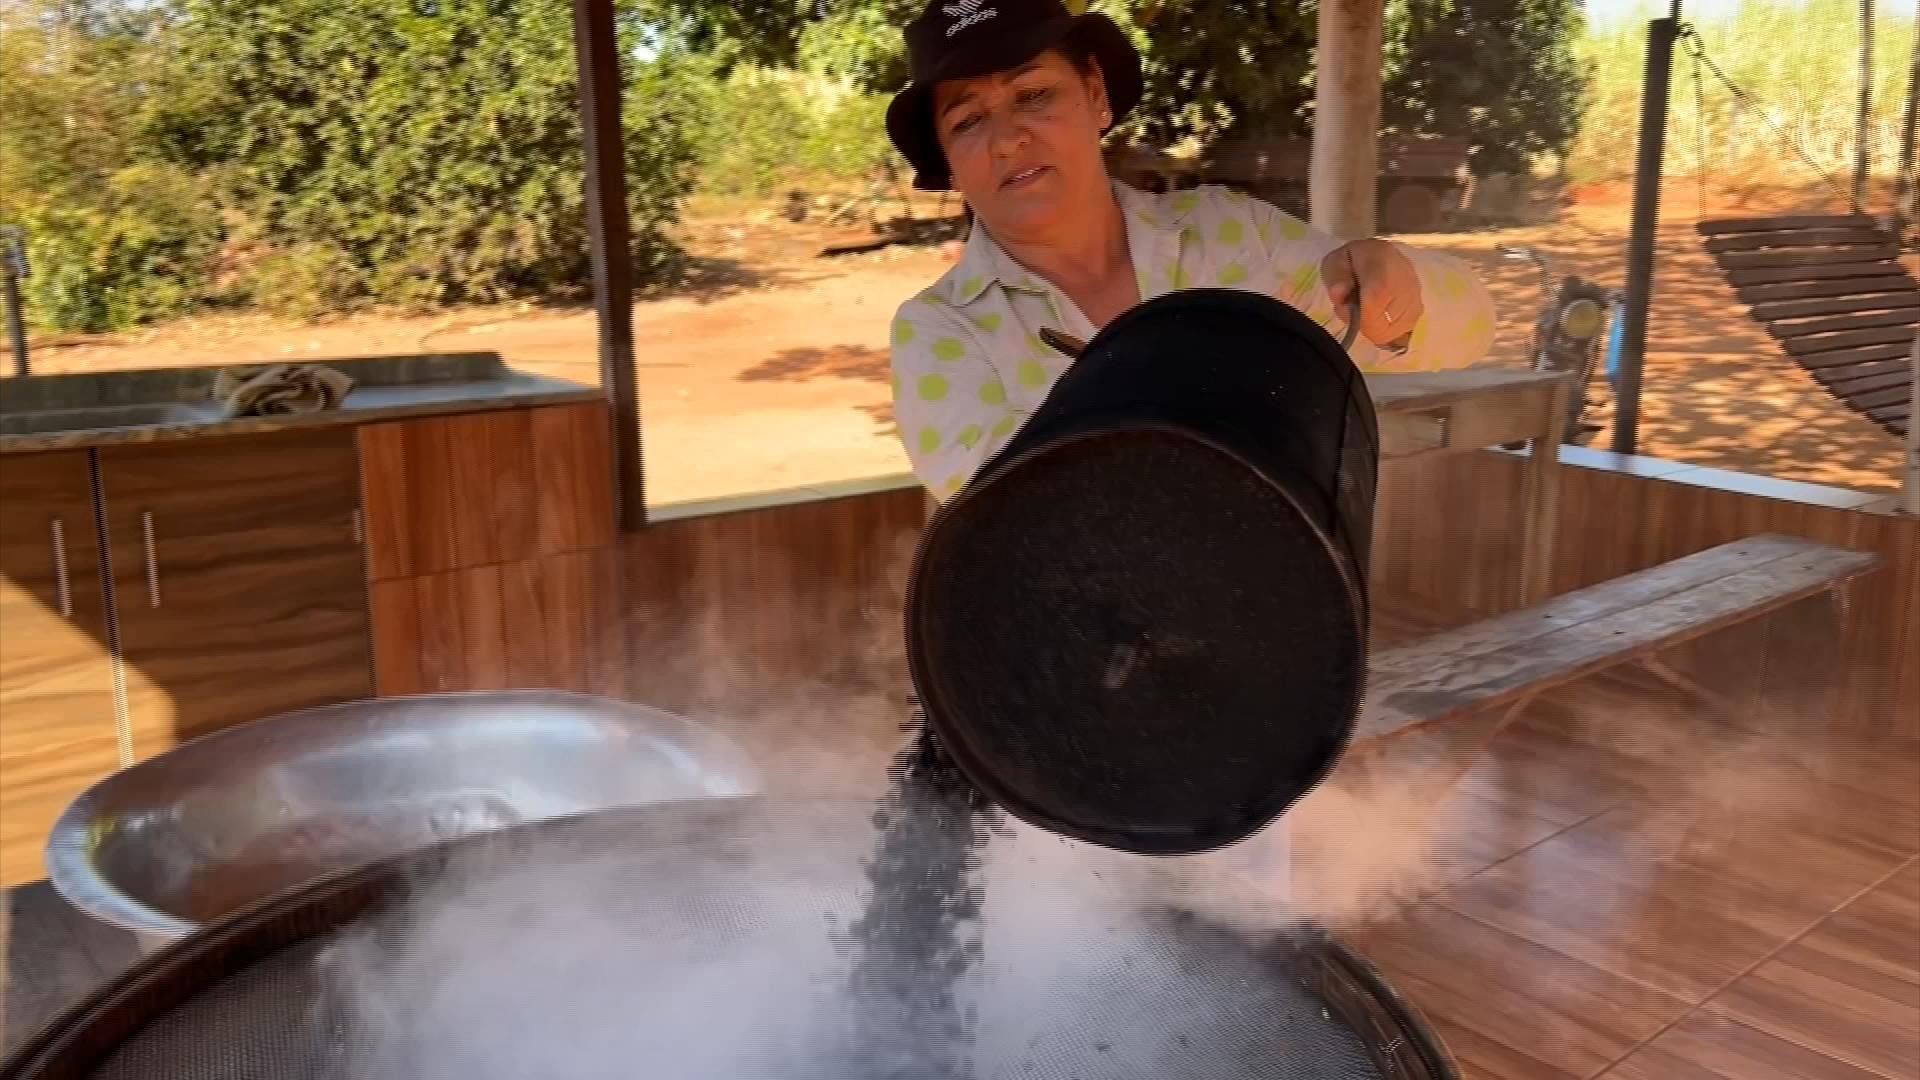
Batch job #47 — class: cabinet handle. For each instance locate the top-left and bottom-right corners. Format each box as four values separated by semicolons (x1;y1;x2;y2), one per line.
141;511;161;608
352;508;364;545
49;518;72;618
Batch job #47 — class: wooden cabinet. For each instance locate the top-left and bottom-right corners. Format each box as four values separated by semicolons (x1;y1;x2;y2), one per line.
97;430;373;754
357;402;614;581
0;451;121;887
358;402;620;696
0;399;612;884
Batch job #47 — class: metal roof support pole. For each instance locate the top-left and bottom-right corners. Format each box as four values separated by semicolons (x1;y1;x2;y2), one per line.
1611;7;1681;456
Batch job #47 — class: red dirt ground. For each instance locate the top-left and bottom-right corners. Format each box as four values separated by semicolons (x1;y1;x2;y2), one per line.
12;179;1906;505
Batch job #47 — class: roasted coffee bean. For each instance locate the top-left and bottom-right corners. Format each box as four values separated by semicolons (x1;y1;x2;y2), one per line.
837;719;998;1080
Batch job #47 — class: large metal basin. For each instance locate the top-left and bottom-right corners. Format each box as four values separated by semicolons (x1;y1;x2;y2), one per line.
46;690;759;948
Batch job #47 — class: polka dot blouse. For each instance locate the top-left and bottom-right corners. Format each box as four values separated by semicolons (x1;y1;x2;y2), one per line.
889;180;1501;501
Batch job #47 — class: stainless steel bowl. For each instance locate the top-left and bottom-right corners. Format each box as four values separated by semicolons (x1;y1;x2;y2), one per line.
47;690;760;947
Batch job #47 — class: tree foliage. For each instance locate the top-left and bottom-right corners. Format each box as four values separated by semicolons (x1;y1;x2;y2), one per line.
1384;0;1590;173
1;0;222;330
1104;0;1320;146
145;0;701;312
3;0;706;329
794;0;1587;169
1;0;1587;333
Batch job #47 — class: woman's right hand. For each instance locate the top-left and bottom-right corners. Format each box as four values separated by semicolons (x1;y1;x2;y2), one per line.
1321;238;1422;351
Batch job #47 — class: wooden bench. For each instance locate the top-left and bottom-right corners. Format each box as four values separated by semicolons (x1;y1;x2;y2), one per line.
1353;533;1883;750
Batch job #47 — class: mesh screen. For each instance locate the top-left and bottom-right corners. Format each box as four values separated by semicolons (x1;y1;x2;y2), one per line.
908;288;1377;855
912;431;1366;853
64;799;1398;1080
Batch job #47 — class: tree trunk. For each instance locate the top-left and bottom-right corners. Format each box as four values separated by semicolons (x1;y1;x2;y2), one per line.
1856;0;1873;213
1311;0;1385;240
1895;13;1919;240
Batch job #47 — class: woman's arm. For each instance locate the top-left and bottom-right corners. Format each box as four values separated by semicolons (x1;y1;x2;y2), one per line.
889;293;1024;500
1245;193;1499;372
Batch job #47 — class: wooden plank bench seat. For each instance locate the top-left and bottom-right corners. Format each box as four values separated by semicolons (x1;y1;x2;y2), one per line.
1697;214;1914;439
1353;533;1883;747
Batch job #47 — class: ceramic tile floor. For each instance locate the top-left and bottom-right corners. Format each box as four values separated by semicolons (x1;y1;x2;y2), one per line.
3;672;1915;1077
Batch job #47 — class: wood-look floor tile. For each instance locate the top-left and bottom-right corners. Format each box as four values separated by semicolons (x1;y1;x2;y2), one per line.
1409;995;1584;1080
1438;800;1898;1003
1704;862;1920;1080
1422;704;1652;826
1801;741;1920;849
1468;678;1741;819
1428;783;1580;886
1285;747;1577;912
1353;903;1688;1079
1597;1011;1890;1080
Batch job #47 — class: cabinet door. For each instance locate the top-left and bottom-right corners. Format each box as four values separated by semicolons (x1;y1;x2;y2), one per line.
357;402;614;581
98;430;374;755
0;450;120;887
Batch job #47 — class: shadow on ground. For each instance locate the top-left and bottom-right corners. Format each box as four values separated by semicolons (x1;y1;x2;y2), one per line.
738;344;889;385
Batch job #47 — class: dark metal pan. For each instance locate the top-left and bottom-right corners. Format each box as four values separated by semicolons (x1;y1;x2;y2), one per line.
905;289;1379;855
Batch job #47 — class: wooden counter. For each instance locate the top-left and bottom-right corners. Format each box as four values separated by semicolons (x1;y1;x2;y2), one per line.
0;392;612;887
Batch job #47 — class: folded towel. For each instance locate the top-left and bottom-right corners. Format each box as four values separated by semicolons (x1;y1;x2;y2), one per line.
213;363;355;417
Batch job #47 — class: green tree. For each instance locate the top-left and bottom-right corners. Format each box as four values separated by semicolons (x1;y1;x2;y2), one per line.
797;0;920;90
142;0;702;314
1384;0;1590;174
792;0;1586;169
1107;0;1319;146
1;0;221;331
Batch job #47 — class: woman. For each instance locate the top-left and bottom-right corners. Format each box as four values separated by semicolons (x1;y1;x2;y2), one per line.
885;0;1500;500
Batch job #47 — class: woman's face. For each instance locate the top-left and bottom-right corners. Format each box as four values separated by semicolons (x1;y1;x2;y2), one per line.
933;49;1110;237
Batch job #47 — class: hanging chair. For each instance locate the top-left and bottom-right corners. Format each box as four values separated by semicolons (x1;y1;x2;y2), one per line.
1676;23;1912;441
1697;213;1913;439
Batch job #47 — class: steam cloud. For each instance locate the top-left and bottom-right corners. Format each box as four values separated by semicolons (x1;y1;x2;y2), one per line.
311;531;1860;1077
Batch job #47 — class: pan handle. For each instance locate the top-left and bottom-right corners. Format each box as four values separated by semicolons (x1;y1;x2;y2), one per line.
1337;292;1363;352
1038;326;1087;360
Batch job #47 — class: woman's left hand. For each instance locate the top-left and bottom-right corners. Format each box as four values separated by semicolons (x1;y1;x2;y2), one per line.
1321;238;1423;349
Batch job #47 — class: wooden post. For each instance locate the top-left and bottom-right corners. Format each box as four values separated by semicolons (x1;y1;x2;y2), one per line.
1611;12;1681;455
571;0;647;531
1311;0;1385;240
1899;14;1920;240
1856;0;1874;213
1905;330;1919;516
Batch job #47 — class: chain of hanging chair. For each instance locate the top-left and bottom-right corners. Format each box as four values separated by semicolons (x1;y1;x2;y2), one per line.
1675;22;1856;217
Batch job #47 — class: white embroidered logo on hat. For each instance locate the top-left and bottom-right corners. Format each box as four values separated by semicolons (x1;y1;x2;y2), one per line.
942;0;997;35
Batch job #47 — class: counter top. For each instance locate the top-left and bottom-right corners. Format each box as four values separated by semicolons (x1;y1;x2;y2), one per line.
0;353;600;454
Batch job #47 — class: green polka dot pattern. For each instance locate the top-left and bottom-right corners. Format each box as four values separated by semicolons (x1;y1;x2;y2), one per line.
886;181;1502;501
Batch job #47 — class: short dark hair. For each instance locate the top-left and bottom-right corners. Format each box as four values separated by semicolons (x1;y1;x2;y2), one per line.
1053;30;1102;76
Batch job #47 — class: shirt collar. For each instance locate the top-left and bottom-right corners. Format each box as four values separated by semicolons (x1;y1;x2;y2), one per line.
946;179;1188;308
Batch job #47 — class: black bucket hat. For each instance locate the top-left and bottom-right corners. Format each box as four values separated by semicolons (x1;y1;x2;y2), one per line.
885;0;1144;192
